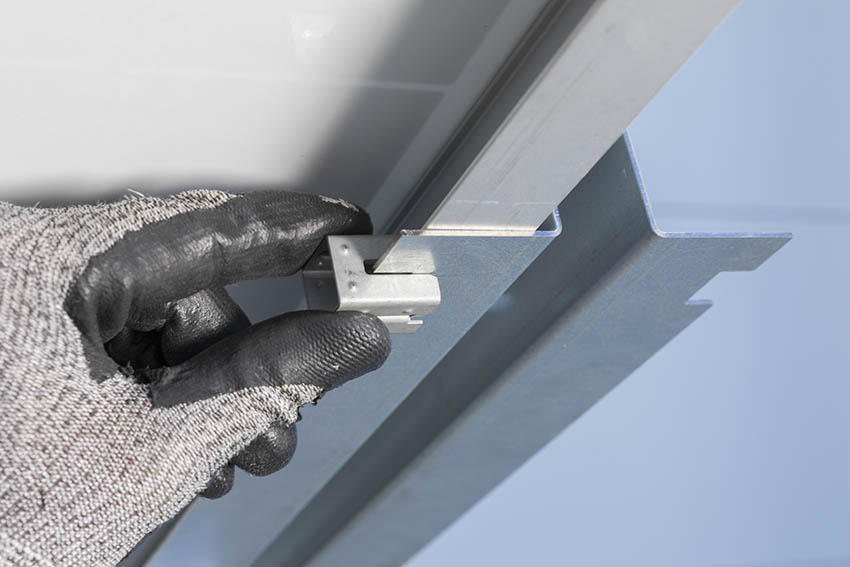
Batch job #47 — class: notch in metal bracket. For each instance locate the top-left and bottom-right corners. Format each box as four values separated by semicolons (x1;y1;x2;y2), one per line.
302;235;441;333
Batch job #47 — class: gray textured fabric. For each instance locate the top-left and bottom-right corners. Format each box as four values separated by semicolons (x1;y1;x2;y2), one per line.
0;192;325;566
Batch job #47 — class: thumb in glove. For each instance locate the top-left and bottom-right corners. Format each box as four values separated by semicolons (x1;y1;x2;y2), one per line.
0;190;390;566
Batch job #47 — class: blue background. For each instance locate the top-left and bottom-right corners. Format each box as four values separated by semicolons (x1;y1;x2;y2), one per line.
407;2;850;565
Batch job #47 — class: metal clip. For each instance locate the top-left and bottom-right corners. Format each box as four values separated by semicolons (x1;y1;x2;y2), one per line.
302;235;441;333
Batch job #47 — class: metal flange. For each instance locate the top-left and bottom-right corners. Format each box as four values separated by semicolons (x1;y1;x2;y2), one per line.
302;235;441;333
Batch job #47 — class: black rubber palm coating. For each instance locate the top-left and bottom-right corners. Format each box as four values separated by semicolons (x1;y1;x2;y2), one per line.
105;328;166;370
57;190;391;501
105;287;250;371
231;420;297;477
200;463;235;499
161;287;251;366
147;310;391;407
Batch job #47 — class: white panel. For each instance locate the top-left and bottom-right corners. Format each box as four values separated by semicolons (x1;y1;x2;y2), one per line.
0;0;532;225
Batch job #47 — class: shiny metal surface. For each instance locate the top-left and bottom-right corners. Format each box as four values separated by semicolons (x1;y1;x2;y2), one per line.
421;0;739;232
373;211;560;275
254;135;789;567
303;235;440;333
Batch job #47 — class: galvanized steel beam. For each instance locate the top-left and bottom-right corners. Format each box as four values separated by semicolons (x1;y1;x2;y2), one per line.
415;0;739;232
146;0;746;562
253;136;789;567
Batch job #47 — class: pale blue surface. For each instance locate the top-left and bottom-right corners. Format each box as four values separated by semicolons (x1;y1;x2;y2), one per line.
407;2;850;566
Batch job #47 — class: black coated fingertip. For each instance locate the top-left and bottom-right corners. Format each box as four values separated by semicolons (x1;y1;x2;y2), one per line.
232;421;297;477
199;464;235;499
161;287;250;366
302;311;392;392
149;310;391;406
295;193;374;237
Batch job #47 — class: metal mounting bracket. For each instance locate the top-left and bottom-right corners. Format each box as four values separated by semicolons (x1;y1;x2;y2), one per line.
302;235;441;333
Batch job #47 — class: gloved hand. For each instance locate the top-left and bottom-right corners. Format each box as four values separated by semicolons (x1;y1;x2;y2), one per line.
0;190;391;566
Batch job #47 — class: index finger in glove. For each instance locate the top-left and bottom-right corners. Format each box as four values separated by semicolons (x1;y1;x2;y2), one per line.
65;191;371;344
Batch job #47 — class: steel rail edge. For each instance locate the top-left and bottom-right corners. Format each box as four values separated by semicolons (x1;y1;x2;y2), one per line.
139;0;740;564
393;0;739;233
254;136;790;567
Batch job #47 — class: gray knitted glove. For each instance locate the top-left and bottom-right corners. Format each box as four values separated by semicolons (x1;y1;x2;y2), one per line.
0;191;391;566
